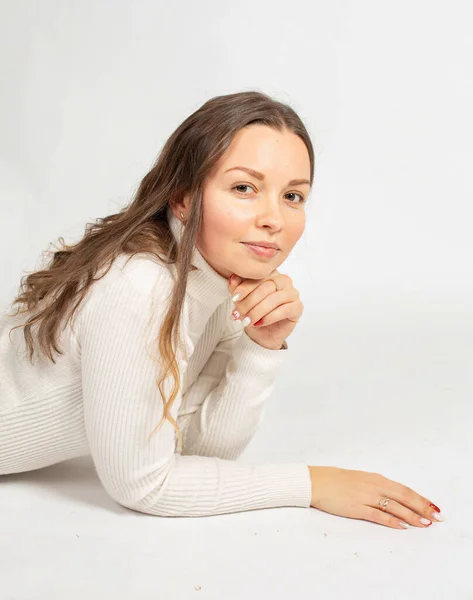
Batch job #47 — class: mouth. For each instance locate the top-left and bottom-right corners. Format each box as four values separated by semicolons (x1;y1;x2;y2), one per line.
241;242;279;258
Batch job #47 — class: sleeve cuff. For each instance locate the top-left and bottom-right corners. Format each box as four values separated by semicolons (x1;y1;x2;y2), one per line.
228;330;289;386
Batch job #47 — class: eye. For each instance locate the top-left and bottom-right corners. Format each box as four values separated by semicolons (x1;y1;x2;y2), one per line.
232;184;306;204
286;192;306;204
233;184;253;194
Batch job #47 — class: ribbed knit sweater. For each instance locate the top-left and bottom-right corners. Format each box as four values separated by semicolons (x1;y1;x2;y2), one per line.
0;207;312;516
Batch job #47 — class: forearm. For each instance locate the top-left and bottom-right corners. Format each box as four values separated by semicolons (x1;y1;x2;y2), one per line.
180;383;273;460
179;332;288;460
126;454;312;517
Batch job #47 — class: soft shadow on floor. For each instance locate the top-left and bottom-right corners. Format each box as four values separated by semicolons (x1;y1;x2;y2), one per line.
1;456;130;515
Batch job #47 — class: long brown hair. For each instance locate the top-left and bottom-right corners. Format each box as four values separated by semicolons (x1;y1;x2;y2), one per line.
6;90;315;452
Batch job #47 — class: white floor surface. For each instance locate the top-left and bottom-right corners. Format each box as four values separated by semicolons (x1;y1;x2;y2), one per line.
1;292;471;599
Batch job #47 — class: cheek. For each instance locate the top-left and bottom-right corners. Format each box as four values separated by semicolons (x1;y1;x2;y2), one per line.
286;216;305;244
199;210;239;255
276;219;305;260
203;208;248;244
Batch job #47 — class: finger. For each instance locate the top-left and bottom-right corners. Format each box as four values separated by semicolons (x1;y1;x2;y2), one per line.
371;498;433;528
247;299;302;327
230;272;286;304
357;506;410;530
229;279;263;303
233;278;289;317
382;480;443;524
228;274;243;295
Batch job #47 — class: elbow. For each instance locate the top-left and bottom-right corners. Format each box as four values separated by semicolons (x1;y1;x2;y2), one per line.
100;458;185;517
113;496;176;517
110;490;186;518
109;492;164;516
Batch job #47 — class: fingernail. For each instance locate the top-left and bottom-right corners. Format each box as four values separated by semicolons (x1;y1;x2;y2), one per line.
232;292;241;302
420;518;431;526
253;318;264;327
399;521;410;529
431;511;445;522
231;310;240;320
241;316;251;326
429;503;441;513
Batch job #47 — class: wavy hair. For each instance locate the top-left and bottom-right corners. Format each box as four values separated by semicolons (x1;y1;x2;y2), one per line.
6;90;315;452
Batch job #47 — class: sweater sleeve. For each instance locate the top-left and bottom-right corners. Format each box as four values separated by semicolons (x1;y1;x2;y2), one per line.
76;260;312;517
178;324;289;460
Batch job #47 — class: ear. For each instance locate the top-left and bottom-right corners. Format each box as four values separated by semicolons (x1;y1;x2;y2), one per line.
169;193;191;220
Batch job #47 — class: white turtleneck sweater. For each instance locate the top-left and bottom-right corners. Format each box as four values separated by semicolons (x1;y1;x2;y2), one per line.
0;207;312;516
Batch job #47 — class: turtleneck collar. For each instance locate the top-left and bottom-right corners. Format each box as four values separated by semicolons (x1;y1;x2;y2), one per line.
166;206;232;307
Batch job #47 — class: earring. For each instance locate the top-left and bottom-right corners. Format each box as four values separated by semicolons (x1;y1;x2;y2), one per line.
179;211;186;223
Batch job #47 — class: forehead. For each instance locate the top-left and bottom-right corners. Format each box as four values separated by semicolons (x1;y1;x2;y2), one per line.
214;126;311;180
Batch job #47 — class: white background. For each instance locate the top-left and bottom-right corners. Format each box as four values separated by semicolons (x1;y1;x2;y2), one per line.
1;1;472;598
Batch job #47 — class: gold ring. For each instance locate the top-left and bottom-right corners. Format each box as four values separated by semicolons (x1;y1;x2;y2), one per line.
378;496;391;512
270;278;281;292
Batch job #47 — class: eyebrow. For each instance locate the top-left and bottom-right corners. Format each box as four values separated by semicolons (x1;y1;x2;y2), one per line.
224;166;310;187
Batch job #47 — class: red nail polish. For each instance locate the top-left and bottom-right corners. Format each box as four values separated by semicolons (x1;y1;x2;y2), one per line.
254;318;264;327
429;503;441;513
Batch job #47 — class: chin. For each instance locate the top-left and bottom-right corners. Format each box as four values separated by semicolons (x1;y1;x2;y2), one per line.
233;264;277;280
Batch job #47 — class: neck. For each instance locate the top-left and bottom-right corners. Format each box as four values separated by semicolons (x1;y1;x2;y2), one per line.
167;206;231;308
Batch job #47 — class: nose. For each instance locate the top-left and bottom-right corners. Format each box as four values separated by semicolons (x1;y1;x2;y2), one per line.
254;198;283;230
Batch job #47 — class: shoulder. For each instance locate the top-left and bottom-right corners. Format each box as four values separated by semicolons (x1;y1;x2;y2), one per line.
87;252;173;298
74;253;175;325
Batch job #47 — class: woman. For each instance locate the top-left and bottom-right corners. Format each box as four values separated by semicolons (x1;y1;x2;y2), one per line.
0;91;443;529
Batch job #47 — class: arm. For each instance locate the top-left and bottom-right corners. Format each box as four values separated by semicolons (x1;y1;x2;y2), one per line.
177;321;289;460
76;258;311;517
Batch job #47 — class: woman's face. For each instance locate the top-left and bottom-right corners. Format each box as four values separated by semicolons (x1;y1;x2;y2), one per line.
180;124;311;280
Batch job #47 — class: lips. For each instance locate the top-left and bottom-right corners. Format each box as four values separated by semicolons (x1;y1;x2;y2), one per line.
242;243;279;258
243;242;279;250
